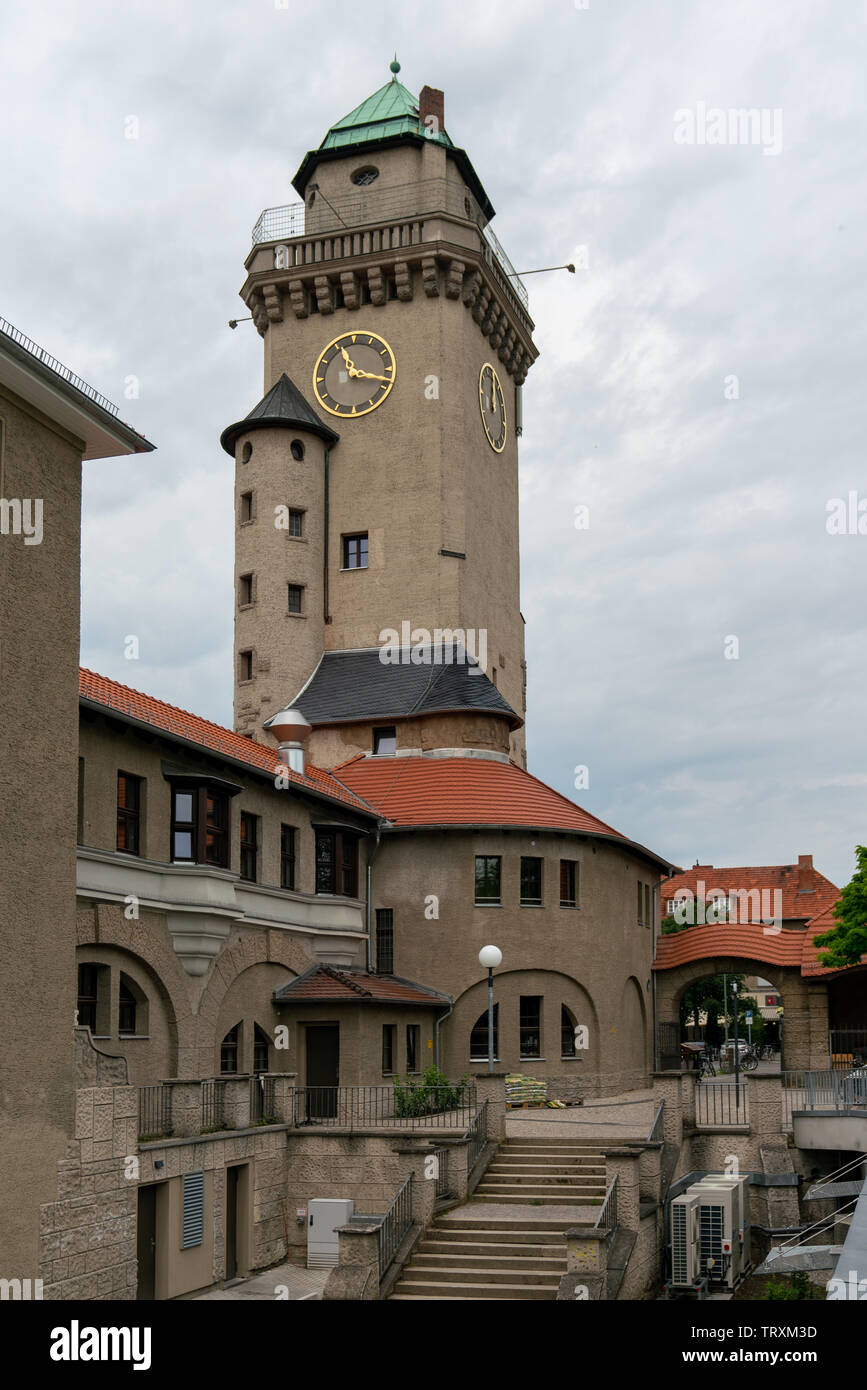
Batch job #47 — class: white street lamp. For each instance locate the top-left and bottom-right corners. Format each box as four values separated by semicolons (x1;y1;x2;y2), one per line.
478;946;502;1074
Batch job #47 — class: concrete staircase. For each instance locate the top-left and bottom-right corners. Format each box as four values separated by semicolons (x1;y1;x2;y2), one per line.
387;1213;571;1300
472;1136;607;1206
387;1139;608;1300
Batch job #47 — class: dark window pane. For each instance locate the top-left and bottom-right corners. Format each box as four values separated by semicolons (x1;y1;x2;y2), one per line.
382;1025;395;1074
406;1024;420;1073
288;509;303;537
560;860;577;907
520;856;542;905
288;584;303;613
240;812;258;882
376;909;394;974
316;831;335;893
475;855;501;903
470;1004;498;1060
119;981;137;1035
220;1025;239;1074
281;825;296;890
373;726;396;756
520;996;542;1058
561;1006;576;1057
253;1025;269;1074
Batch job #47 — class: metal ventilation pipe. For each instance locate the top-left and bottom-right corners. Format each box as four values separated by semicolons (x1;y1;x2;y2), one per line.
264;707;312;776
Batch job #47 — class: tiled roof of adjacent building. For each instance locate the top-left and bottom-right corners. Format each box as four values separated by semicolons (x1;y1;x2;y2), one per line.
220;372;339;454
290;647;520;729
658;857;839;923
273;963;451;1006
78;668;378;817
332;752;672;866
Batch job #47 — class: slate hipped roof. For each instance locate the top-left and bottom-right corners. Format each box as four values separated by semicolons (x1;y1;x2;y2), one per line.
273;963;451;1006
220;373;339;455
290;646;520;729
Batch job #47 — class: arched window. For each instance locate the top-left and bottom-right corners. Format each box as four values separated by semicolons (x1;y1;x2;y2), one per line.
118;974;145;1035
253;1025;270;1075
561;1005;578;1058
470;1004;498;1061
221;1024;240;1074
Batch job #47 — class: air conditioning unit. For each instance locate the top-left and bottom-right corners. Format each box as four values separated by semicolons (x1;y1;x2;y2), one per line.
307;1198;354;1268
692;1174;751;1288
669;1192;702;1286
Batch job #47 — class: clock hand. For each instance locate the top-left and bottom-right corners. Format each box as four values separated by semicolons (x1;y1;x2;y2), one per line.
340;346;359;377
353;369;391;382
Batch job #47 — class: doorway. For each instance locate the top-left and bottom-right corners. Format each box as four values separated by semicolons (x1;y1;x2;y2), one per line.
225;1162;250;1282
136;1185;158;1299
306;1024;339;1119
226;1166;239;1281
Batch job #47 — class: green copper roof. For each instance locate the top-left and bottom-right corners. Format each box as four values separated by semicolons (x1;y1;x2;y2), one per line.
321;77;453;152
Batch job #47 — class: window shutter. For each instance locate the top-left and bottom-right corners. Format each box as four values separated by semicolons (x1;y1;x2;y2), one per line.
182;1171;205;1248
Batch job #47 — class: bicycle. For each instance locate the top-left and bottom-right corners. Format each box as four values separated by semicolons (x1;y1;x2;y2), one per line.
699;1052;716;1078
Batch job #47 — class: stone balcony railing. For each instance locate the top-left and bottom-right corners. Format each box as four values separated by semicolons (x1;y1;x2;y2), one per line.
136;1073;297;1141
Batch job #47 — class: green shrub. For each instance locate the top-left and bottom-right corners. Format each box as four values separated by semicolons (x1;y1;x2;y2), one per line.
393;1066;470;1117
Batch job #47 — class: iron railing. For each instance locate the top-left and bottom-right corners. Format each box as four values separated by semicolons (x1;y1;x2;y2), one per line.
250;1075;276;1122
782;1069;867;1130
201;1079;226;1130
0;316;120;416
695;1081;749;1129
595;1174;618;1232
464;1100;488;1174
648;1100;665;1144
433;1147;451;1202
291;1083;475;1130
250;178;528;310
138;1085;173;1139
378;1173;413;1282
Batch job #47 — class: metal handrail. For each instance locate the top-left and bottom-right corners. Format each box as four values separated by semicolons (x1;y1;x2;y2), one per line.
594;1174;618;1232
695;1080;750;1128
291;1082;475;1130
378;1173;413;1281
0;316;120;416
463;1099;488;1174
648;1100;665;1143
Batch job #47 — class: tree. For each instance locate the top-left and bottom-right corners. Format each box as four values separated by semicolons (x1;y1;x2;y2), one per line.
814;846;867;968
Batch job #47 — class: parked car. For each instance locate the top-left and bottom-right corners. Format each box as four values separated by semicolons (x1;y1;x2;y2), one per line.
721;1038;751;1056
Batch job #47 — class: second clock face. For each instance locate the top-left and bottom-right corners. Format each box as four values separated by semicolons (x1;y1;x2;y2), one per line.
479;362;507;452
312;330;396;418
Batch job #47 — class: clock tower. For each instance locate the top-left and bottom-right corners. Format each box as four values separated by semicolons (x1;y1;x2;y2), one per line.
222;62;538;766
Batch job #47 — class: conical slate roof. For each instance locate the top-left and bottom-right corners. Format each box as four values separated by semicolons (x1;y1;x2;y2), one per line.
220;373;339;454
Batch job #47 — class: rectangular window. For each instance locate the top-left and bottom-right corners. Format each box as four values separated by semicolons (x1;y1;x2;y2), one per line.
116;772;142;855
637;881;644;925
376;908;394;974
240;812;258;882
288;583;304;614
77;757;85;843
288;508;304;538
280;825;296;890
560;859;577;907
119;981;137;1035
561;1007;576;1058
239;491;253;523
239;649;253;682
171;785;230;868
342;533;368;569
406;1024;420;1074
520;856;543;906
77;964;99;1032
520;996;542;1059
382;1024;396;1075
220;1024;238;1073
373;726;396;756
645;884;651;928
475;855;501;905
239;573;253;605
315;830;358;897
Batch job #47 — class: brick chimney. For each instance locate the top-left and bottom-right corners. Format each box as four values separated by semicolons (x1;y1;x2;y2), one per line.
797;854;813;891
419;86;444;136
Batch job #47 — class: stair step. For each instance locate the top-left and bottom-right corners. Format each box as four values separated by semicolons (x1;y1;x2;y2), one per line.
415;1250;567;1270
483;1171;606;1183
420;1239;566;1259
434;1219;576;1234
473;1193;602;1206
390;1279;557;1300
475;1183;604;1196
402;1266;561;1286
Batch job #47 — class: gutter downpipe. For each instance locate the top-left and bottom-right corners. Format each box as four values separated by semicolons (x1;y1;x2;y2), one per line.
434;1003;453;1072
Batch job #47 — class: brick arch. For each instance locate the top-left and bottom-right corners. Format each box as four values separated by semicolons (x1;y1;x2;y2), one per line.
618;974;651;1084
445;968;601;1081
654;954;828;1070
76;902;192;1072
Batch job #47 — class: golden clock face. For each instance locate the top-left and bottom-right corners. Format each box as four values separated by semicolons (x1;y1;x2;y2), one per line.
479;362;507;452
312;330;396;418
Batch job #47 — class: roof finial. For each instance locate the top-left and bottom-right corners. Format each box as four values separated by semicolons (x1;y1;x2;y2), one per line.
390;53;400;80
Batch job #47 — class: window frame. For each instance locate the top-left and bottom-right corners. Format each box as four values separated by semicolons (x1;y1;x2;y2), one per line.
170;783;231;869
519;995;542;1060
373;726;397;756
520;856;543;906
474;854;502;906
287;583;304;614
470;1003;499;1062
342;532;369;570
240;811;259;883
376;908;394;974
315;828;359;897
382;1024;396;1075
406;1023;420;1074
116;771;142;856
288;508;304;538
280;824;296;891
560;859;578;908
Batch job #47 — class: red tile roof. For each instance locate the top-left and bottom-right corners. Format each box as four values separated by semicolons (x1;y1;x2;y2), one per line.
654;892;866;979
658;859;838;924
273;964;449;1006
78;668;377;816
332;753;654;848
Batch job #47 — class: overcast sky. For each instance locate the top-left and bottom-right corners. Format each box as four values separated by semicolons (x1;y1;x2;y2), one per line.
3;0;865;889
